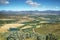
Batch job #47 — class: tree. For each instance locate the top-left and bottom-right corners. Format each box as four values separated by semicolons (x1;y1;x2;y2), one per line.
46;33;57;40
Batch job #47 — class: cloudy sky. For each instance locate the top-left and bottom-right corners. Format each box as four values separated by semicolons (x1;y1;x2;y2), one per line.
0;0;60;11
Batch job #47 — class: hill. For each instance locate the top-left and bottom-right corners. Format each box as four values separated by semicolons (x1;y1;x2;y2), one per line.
0;10;60;15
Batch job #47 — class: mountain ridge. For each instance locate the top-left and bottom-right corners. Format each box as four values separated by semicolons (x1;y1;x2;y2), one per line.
0;10;60;15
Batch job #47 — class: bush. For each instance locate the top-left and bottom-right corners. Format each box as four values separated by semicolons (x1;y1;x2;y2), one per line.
46;33;57;40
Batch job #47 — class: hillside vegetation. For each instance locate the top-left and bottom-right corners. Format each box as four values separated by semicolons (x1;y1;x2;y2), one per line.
0;15;60;40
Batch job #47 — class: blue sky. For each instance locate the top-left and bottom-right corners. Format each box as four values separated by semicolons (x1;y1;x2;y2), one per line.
0;0;60;11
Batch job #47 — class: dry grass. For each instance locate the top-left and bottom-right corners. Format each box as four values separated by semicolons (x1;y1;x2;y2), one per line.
0;23;24;32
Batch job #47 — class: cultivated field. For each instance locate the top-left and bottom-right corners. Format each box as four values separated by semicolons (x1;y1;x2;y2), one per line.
0;15;60;40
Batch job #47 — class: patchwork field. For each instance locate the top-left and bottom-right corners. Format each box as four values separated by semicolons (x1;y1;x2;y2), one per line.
0;15;60;40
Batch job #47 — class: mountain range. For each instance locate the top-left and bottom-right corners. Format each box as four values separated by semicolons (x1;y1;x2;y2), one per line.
0;10;60;15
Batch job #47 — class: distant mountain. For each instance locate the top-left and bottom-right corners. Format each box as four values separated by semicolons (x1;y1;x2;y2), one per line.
0;11;7;18
0;10;60;15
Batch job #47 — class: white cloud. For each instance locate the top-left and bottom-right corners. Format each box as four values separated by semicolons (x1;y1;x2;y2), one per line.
0;0;9;4
26;0;40;7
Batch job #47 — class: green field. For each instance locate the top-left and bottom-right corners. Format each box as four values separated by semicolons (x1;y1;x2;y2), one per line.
0;15;60;40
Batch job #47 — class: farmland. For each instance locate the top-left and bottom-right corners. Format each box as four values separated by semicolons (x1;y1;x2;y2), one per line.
0;15;60;40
